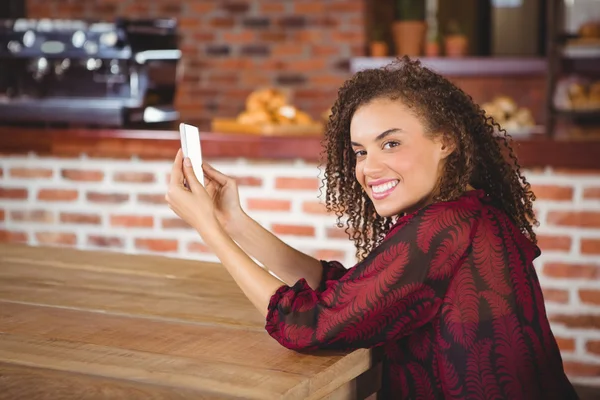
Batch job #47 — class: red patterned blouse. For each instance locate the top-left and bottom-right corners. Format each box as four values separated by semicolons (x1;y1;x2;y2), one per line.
265;189;578;399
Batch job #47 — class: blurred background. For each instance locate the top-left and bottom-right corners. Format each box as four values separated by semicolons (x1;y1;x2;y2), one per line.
0;0;599;393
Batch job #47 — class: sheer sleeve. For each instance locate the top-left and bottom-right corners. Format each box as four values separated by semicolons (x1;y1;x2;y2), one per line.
265;200;481;351
316;260;348;293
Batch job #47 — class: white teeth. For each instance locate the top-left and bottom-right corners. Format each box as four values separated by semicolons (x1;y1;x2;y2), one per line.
372;180;398;194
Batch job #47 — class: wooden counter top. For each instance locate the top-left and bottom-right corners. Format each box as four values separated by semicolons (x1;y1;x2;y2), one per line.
1;125;600;169
0;244;380;399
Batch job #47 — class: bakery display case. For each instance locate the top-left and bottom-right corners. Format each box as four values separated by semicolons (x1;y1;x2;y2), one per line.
546;0;600;138
211;87;323;136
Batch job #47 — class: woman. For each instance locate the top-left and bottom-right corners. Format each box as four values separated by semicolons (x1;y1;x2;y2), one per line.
166;57;577;399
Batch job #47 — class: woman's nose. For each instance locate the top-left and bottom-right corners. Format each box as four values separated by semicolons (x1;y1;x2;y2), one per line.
362;154;384;177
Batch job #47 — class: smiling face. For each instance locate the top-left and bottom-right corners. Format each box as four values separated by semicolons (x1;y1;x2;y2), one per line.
350;98;454;218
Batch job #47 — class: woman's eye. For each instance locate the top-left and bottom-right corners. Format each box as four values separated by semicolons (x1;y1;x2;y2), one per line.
354;149;366;157
383;141;400;149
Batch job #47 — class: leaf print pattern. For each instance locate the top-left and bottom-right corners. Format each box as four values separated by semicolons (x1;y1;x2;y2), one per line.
265;190;577;399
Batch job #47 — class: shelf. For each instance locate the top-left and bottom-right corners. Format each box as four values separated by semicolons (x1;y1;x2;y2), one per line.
350;57;547;76
554;108;600;122
562;44;600;59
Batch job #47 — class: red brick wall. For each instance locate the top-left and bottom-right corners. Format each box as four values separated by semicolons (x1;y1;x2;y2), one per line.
26;0;366;128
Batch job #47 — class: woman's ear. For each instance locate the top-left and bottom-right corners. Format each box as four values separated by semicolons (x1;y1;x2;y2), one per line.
439;134;456;159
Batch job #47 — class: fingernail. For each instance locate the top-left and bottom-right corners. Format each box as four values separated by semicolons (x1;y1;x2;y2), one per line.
184;157;192;167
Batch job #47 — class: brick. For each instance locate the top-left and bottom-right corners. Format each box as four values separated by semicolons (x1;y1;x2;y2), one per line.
9;168;53;179
224;31;256;44
275;177;320;191
0;230;28;243
209;17;235;29
311;75;347;87
536;235;572;252
579;289;600;305
36;232;77;246
327;1;365;12
38;189;78;202
159;3;180;14
541;288;570;304
87;192;129;204
137;194;166;205
272;44;305;57
327;226;352;240
60;213;101;225
292;30;322;43
293;59;327;72
546;211;600;228
530;185;573;201
221;1;250;13
258;31;287;42
0;209;4;221
581;239;600;255
189;3;217;14
584;187;600;200
246;199;291;211
333;58;351;72
61;169;104;182
550;314;600;329
312;45;340;57
260;3;285;13
135;238;178;253
295;2;326;14
110;215;153;228
276;73;307;85
563;361;600;377
234;177;262;187
240;45;270;57
241;73;271;86
10;210;54;223
331;31;364;44
88;235;125;248
243;17;270;29
272;224;315;237
555;336;576;352
302;201;329;215
162;218;193;230
585;340;600;356
188;242;212;253
543;263;600;279
314;16;339;28
205;45;231;56
193;32;216;42
113;172;155;184
0;187;28;200
277;16;306;29
208;72;239;85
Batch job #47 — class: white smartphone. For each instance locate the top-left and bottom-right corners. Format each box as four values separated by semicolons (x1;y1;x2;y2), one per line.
179;123;204;186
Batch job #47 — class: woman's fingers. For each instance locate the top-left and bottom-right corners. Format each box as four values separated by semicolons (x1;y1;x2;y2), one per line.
169;149;185;187
202;163;231;186
182;157;203;193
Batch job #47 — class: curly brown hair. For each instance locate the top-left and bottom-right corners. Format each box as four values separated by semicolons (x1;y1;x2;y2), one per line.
319;56;538;261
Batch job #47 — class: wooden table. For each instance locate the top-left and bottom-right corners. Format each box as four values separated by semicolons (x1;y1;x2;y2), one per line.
0;244;381;399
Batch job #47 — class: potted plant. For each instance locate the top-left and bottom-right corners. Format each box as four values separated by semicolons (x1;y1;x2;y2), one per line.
425;30;441;57
369;25;389;57
444;19;468;57
392;0;427;56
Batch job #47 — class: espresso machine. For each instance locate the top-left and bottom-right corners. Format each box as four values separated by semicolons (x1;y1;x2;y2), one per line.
0;18;181;126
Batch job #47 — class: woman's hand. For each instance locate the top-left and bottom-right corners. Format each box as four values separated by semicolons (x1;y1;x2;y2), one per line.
202;162;245;233
165;149;219;234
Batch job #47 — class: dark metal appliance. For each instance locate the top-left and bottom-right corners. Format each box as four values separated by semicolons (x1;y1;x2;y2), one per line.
0;18;181;126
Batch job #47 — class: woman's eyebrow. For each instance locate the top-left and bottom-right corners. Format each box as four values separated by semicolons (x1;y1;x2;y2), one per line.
351;128;403;147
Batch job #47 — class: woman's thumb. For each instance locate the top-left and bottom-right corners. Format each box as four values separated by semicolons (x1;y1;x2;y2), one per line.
202;163;229;185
